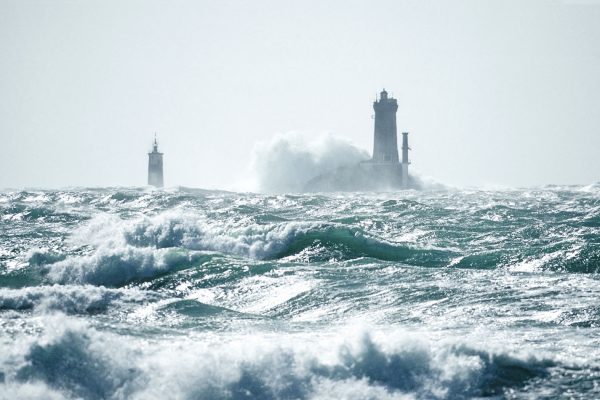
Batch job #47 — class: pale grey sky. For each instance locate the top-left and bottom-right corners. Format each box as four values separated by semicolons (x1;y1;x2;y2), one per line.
1;0;599;189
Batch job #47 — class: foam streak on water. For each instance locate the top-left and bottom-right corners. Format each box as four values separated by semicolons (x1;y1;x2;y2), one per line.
1;186;600;399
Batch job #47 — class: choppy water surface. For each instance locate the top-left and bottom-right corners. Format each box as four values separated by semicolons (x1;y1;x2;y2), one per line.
1;186;600;399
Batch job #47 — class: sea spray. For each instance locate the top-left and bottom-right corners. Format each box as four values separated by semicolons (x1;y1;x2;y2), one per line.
250;132;369;193
247;132;446;193
0;314;556;400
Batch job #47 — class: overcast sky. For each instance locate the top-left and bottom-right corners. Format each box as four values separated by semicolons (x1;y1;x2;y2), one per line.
1;0;599;189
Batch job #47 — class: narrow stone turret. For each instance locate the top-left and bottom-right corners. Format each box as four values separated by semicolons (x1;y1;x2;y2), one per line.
401;132;410;188
148;136;164;188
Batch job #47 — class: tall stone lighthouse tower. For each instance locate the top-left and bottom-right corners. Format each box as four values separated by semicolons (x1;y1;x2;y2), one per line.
147;137;164;188
372;89;399;163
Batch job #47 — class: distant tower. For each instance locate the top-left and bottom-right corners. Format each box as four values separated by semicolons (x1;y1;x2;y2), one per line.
372;89;399;163
148;136;164;187
401;132;410;188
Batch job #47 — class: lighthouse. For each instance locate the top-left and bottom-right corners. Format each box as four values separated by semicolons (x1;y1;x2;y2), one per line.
147;137;164;188
370;89;410;188
303;89;415;191
372;89;399;163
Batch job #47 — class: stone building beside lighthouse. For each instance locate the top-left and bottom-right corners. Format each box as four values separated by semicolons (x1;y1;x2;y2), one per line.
148;137;164;188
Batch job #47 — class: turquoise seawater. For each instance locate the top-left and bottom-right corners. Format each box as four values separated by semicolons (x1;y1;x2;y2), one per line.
1;186;600;399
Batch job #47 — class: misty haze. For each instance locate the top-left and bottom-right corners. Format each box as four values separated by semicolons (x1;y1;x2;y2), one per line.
1;1;600;399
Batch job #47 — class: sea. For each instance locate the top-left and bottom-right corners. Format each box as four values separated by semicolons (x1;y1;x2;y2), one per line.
1;186;599;399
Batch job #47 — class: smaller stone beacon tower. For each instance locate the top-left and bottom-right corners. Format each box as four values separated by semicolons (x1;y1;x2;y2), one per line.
147;137;164;188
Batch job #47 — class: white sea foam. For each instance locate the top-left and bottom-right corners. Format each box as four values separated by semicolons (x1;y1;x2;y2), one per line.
70;210;326;259
47;246;209;286
0;314;555;400
0;315;138;400
45;211;328;284
0;285;150;313
0;382;66;400
578;182;600;193
43;207;449;285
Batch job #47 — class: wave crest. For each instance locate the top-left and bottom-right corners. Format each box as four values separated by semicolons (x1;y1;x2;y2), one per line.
42;212;453;286
0;285;149;313
47;247;212;287
1;317;556;400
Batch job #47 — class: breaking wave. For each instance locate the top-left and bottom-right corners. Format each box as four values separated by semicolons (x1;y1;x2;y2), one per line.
0;285;150;314
0;315;556;400
46;247;213;287
39;211;454;286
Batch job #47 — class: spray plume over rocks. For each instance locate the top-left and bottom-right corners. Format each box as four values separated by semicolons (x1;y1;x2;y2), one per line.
248;132;441;193
250;132;370;193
